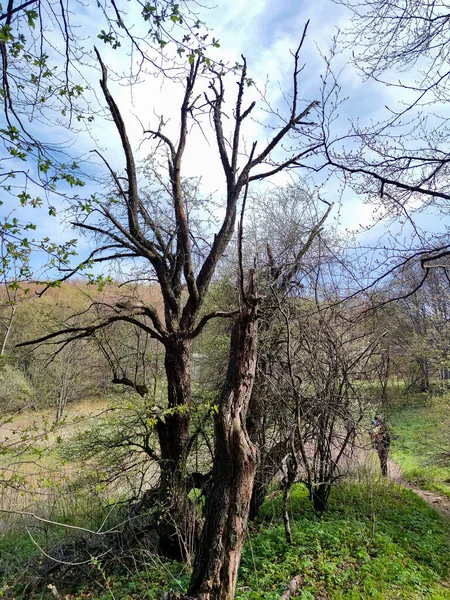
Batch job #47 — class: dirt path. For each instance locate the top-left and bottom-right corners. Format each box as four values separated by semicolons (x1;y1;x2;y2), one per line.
388;458;450;520
345;444;450;521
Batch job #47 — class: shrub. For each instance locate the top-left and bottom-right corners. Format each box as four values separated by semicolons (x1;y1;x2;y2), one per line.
0;362;35;412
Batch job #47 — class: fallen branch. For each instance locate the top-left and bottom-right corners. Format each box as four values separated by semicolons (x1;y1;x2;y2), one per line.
281;575;304;599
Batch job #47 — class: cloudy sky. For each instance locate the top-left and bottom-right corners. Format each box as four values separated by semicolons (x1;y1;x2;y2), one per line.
2;0;442;278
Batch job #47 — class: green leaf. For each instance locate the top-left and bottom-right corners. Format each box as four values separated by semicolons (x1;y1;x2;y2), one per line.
0;24;13;43
25;9;38;28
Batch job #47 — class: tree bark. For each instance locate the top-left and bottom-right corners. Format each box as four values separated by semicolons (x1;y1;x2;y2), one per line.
281;450;297;544
186;279;259;600
156;336;194;559
280;576;303;600
417;357;431;392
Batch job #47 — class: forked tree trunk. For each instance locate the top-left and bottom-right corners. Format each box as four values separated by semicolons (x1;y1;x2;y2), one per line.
186;281;259;600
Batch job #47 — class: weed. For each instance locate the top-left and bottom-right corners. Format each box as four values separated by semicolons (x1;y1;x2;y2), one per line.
236;482;450;599
5;482;447;599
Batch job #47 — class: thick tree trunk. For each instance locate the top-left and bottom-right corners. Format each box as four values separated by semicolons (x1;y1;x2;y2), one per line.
158;337;192;489
186;284;259;600
156;336;194;559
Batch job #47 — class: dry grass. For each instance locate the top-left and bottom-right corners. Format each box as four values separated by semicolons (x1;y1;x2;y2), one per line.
0;397;112;520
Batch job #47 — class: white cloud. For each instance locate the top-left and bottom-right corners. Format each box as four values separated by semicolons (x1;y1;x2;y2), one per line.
4;0;446;274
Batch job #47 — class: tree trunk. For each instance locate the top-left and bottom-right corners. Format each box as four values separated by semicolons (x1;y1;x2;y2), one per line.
281;450;298;544
0;303;16;356
417;357;430;392
186;283;259;600
312;484;331;516
156;336;194;559
56;390;66;424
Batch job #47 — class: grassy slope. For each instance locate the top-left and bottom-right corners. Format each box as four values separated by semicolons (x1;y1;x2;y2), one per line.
390;395;450;497
4;482;448;600
236;483;450;600
3;396;450;599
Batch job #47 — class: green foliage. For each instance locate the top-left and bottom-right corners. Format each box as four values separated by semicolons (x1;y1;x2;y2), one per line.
0;362;34;412
390;396;450;497
0;530;38;579
3;481;447;599
236;483;450;599
0;484;124;586
58;393;162;493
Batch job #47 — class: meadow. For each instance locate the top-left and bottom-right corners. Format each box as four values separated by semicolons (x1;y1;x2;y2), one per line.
1;394;450;599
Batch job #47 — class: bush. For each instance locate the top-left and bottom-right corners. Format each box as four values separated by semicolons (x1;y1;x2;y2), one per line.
0;362;35;413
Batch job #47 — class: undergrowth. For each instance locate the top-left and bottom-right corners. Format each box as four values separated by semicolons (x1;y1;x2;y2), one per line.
237;482;450;599
3;480;449;599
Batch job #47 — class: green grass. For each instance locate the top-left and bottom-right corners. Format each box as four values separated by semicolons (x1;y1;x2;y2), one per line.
236;483;450;600
0;486;125;592
0;529;39;579
6;481;448;600
390;396;450;497
4;392;450;599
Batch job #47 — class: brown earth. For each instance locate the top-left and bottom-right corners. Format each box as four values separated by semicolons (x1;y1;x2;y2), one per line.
349;441;450;520
388;457;450;520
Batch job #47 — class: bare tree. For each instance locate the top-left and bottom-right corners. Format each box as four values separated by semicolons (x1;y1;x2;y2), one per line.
380;263;450;391
322;0;450;284
186;269;260;600
0;0;217;291
240;184;335;519
19;24;327;558
336;0;450;83
271;300;383;516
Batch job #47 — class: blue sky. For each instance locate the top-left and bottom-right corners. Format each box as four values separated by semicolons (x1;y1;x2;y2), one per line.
1;0;446;281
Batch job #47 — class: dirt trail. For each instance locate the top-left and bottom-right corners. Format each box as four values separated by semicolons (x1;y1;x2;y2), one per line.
344;444;450;521
388;458;450;520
